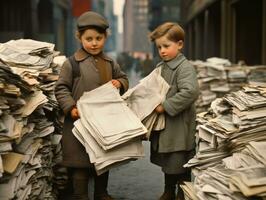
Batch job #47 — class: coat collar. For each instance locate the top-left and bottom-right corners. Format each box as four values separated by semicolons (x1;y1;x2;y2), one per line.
165;53;186;69
74;48;113;62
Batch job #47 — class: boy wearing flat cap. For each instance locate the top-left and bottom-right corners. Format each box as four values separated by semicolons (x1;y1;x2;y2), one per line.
55;11;129;200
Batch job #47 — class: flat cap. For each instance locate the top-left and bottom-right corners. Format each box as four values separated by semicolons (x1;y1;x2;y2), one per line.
77;11;109;30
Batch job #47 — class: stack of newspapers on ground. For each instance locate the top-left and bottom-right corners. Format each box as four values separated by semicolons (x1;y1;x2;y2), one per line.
0;39;66;200
191;57;266;113
73;67;170;175
183;82;266;200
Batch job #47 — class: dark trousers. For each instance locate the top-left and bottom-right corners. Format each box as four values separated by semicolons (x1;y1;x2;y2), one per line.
65;168;109;200
164;171;191;199
94;170;109;198
72;168;89;200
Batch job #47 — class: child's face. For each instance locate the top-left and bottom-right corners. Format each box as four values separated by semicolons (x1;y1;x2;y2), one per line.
79;29;106;55
155;35;183;61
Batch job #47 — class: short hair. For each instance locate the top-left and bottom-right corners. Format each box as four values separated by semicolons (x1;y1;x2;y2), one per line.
75;26;108;39
149;22;185;43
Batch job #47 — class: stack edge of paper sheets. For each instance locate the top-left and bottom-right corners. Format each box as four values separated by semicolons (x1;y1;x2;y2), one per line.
73;82;147;175
0;39;66;200
191;57;266;113
183;83;266;200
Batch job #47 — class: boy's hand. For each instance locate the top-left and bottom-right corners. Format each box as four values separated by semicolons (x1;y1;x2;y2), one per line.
71;107;79;120
111;79;121;89
155;104;164;114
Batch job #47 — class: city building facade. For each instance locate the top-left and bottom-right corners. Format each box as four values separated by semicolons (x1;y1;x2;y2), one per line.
147;0;181;57
180;0;266;65
123;0;152;58
0;0;81;56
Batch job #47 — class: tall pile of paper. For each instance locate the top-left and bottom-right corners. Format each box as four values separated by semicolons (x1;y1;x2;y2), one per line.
73;82;147;175
191;57;231;113
184;83;266;200
191;57;266;113
0;39;65;199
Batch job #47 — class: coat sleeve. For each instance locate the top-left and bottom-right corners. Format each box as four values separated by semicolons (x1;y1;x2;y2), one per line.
112;61;129;94
54;60;76;115
162;61;199;116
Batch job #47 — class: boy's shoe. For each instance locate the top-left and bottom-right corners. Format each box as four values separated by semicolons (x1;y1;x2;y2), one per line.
94;193;114;200
159;191;176;200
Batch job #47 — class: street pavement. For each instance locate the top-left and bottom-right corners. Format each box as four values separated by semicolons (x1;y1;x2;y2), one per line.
108;141;164;200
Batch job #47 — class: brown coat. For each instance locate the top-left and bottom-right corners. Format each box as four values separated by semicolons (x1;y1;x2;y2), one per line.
54;48;129;167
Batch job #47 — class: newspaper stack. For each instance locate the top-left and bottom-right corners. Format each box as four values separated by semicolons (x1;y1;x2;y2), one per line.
191;57;266;113
0;39;64;199
224;141;266;197
191;141;266;200
184;97;233;172
247;66;266;84
191;57;232;113
184;83;266;199
73;82;147;175
0;39;54;70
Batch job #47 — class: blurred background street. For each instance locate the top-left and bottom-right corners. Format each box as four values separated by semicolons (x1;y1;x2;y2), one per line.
1;0;265;74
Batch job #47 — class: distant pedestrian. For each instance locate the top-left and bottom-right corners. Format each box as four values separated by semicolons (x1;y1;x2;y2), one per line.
116;52;134;72
133;56;142;74
141;53;154;77
148;22;199;200
54;11;128;200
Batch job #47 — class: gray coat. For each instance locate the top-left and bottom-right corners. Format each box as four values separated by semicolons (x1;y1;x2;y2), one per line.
54;48;129;167
152;53;199;153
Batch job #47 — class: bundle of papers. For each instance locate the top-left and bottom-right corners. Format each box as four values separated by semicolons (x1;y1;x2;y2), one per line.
73;67;171;174
122;67;170;139
73;120;144;175
73;82;146;175
77;82;147;150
